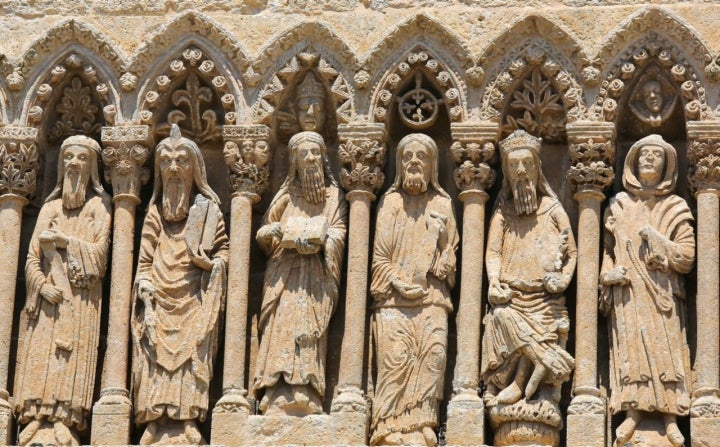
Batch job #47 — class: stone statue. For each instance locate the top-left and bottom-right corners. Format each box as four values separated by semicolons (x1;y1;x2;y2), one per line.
370;133;458;447
252;130;347;416
131;124;228;445
14;136;111;446
278;71;328;137
630;76;677;128
480;130;576;447
600;134;694;447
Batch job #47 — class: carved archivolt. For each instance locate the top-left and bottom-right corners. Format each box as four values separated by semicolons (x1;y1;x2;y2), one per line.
10;20;125;93
369;46;467;125
591;31;712;123
130;11;249;82
23;52;118;136
480;40;586;140
251;51;355;127
136;46;240;139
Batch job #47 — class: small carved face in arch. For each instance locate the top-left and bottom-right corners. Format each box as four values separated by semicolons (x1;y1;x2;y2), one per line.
637;144;665;187
505;148;539;189
254;140;270;168
401;140;432;195
641;80;663;114
297;96;326;132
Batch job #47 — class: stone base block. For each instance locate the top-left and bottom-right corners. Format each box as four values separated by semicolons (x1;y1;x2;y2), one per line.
228;411;367;446
566;413;605;447
691;417;720;447
445;396;485;446
621;415;676;447
0;398;12;446
90;395;132;445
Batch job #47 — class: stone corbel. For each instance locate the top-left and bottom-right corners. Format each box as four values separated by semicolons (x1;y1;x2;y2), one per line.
332;122;386;415
687;121;720;446
445;121;497;447
0;126;39;445
565;121;615;447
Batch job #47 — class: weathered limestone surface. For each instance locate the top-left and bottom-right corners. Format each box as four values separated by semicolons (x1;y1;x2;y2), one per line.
0;1;718;446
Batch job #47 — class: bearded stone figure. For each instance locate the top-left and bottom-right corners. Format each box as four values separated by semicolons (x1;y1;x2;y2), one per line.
14;136;111;446
252;131;347;416
131;124;228;445
480;130;577;447
370;133;458;447
600;135;694;447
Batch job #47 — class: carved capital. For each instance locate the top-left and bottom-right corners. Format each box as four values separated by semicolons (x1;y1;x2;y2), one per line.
691;388;720;418
0;126;39;199
223;124;270;201
337;123;386;196
566;121;615;193
450;122;497;192
687;123;720;193
101;126;152;199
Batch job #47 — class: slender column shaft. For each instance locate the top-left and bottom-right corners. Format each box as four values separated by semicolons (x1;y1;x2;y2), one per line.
0;195;27;394
223;193;254;392
337;190;374;391
694;191;720;391
573;189;604;392
100;195;140;391
454;190;488;394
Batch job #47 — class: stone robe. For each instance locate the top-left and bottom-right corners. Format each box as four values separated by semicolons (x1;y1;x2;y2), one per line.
370;189;458;444
481;195;576;389
15;195;111;430
601;191;694;416
253;183;347;402
131;198;228;423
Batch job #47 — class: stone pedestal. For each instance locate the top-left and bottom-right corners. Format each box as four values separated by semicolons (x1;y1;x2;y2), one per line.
90;388;132;446
233;413;367;446
446;395;485;446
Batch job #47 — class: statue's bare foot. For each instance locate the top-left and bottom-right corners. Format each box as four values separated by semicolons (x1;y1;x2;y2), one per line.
525;364;547;399
183;420;202;445
615;410;640;445
664;415;684;447
18;419;41;446
53;421;73;446
422;426;438;447
496;381;523;404
139;421;158;446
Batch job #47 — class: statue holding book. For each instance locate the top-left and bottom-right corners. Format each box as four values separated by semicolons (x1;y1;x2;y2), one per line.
253;130;348;416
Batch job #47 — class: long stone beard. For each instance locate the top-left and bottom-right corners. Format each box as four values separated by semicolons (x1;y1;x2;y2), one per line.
301;165;326;204
62;170;88;210
402;172;428;195
162;179;191;222
512;179;538;215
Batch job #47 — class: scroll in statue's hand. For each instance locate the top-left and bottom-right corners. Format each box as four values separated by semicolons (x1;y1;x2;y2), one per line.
602;266;629;286
543;272;566;294
391;277;428;300
488;280;511;305
40;283;63;304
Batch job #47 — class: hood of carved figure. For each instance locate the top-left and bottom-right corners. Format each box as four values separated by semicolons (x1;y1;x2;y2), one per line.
622;134;678;197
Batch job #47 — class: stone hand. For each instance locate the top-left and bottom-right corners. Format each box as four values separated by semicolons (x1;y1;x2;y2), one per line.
392;277;428;299
40;283;63;304
258;222;282;242
639;225;661;241
189;245;214;271
602;266;629;286
138;279;155;299
428;211;449;248
295;237;320;255
543;272;566;293
39;230;69;249
296;332;319;349
488;280;511;305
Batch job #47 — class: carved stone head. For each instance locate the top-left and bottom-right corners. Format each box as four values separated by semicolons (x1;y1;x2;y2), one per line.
296;72;327;133
46;135;106;209
629;71;677;128
149;124;220;220
622;134;678;196
285;131;335;204
498;130;558;215
390;133;450;199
